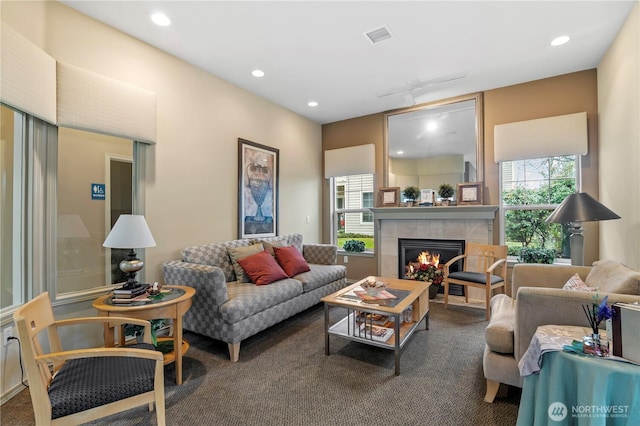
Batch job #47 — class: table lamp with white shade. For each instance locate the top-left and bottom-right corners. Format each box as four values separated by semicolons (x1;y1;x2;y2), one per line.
103;214;156;291
545;192;620;266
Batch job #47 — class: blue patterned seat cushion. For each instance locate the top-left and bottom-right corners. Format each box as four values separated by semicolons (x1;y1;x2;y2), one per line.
221;278;303;323
48;343;156;419
294;264;347;292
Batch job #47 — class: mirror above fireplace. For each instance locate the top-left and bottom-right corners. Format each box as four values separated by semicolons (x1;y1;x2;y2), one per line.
384;93;484;193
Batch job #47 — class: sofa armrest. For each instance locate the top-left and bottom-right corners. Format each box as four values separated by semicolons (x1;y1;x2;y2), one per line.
514;287;640;361
162;260;229;306
511;263;592;296
302;244;337;265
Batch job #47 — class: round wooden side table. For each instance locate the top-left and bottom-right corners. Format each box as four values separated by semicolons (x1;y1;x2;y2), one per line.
93;285;195;385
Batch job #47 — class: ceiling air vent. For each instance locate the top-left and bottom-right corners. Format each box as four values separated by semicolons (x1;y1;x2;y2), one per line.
364;26;392;45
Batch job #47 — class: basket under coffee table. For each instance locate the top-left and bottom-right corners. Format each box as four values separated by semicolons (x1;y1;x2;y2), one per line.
321;276;430;375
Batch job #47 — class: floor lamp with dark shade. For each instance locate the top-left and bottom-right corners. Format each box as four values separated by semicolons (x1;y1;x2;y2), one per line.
546;192;621;266
103;214;156;291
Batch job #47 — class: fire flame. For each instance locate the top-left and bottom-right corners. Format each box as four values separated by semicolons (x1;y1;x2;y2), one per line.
417;251;440;267
405;251;442;277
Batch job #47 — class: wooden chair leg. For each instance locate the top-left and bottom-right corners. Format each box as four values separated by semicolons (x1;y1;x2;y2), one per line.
444;280;449;309
485;286;491;320
484;379;501;403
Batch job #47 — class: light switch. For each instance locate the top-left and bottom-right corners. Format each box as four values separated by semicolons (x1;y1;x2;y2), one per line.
306;216;310;223
343;256;348;263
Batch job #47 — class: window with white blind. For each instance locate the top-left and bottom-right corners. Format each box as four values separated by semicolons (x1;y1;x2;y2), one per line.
332;174;374;252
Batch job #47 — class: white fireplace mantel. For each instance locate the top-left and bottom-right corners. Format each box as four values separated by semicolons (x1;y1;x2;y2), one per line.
370;205;499;221
372;205;499;278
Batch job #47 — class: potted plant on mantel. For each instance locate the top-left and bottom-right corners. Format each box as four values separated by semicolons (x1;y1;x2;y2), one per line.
438;183;454;206
402;186;420;207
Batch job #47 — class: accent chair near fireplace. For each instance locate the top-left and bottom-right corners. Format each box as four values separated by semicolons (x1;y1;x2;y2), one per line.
443;243;508;320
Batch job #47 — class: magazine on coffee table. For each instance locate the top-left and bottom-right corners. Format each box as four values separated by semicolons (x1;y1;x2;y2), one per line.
358;323;394;342
354;289;397;301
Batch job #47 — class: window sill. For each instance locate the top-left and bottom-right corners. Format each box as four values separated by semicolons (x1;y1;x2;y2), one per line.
507;258;572;268
337;250;375;258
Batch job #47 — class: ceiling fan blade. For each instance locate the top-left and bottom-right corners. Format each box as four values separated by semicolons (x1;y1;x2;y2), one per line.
378;72;468;98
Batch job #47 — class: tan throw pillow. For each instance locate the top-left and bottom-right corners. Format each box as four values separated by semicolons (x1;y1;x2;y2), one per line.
262;240;286;258
227;243;264;283
562;273;594;292
585;260;640;295
252;236;289;253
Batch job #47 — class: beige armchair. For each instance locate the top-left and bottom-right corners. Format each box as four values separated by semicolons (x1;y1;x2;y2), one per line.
483;260;640;403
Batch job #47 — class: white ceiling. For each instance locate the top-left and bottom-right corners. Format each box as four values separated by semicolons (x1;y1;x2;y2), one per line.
60;1;635;125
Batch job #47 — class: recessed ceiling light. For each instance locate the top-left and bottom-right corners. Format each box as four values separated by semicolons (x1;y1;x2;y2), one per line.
251;69;265;78
151;12;171;27
308;101;318;107
397;151;404;155
427;121;438;131
551;35;570;46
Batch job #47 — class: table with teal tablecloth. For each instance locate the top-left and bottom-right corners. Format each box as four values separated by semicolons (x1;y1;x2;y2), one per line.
517;350;640;425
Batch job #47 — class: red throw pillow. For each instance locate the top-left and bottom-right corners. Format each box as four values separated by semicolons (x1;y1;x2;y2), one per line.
237;250;288;285
274;245;311;277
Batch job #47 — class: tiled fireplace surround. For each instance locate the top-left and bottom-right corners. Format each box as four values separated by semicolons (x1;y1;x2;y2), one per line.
371;205;499;299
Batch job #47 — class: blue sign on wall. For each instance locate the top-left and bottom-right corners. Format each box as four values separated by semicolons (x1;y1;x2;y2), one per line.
91;183;106;200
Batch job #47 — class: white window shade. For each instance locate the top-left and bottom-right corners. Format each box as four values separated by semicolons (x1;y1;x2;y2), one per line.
324;144;375;178
494;112;587;162
0;24;56;123
56;62;157;143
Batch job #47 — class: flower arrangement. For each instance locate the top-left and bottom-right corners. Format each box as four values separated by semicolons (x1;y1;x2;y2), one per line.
582;294;614;335
407;263;444;285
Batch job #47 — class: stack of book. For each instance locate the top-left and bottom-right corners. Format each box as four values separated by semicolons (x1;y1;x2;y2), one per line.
112;284;150;304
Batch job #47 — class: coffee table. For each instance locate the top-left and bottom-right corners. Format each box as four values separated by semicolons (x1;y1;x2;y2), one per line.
93;285;195;385
322;276;430;375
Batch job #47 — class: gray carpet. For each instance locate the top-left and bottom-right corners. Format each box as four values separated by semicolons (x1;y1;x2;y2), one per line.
1;302;520;425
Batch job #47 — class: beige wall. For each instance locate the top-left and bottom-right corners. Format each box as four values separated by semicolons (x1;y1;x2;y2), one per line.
1;1;323;287
597;1;640;270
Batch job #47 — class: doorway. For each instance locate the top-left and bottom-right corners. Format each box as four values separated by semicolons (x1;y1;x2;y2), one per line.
106;155;132;285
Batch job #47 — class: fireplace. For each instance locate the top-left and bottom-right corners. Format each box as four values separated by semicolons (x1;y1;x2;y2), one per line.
398;238;466;296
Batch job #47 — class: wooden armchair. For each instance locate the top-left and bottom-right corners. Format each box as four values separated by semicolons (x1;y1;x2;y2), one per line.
443;243;508;320
13;292;166;425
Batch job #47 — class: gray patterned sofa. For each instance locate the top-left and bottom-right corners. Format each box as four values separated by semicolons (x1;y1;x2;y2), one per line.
162;234;347;362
